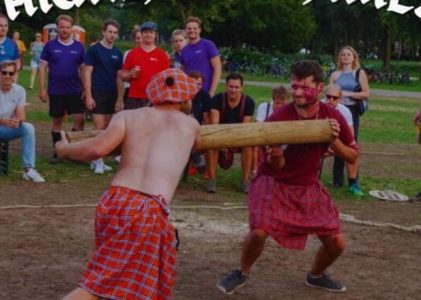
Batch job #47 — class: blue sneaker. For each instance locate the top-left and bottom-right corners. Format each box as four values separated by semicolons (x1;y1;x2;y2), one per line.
217;269;247;295
305;273;346;292
348;184;364;198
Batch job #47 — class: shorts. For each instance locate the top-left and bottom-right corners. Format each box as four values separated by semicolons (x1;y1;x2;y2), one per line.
124;98;150;110
49;93;84;118
91;90;118;115
30;60;39;69
80;186;176;300
248;175;341;250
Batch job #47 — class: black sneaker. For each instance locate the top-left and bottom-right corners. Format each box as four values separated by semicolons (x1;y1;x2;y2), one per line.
305;273;346;292
49;153;61;164
217;269;247;295
206;180;216;193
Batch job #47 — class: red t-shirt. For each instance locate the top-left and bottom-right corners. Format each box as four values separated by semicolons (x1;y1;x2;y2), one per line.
123;47;170;99
259;102;355;186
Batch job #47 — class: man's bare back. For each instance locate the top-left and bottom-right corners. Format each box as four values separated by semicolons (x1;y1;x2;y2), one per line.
113;106;200;201
56;105;200;202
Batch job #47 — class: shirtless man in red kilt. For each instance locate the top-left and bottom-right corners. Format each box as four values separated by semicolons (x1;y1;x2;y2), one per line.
217;60;359;294
56;69;200;300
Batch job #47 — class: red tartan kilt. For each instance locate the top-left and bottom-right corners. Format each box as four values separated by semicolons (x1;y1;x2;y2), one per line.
80;186;176;300
248;175;341;250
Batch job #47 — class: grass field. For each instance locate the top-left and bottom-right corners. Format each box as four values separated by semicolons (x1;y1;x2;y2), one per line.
2;69;421;199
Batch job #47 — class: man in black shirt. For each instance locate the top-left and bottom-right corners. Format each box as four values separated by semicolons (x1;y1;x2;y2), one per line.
207;72;255;193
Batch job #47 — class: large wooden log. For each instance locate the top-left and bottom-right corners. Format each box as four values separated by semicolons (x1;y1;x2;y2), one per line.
66;120;333;150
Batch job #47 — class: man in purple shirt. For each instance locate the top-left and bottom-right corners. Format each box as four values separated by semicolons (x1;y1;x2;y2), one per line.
39;14;85;164
181;16;221;97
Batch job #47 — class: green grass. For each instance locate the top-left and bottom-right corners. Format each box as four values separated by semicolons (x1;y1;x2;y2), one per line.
2;68;420;201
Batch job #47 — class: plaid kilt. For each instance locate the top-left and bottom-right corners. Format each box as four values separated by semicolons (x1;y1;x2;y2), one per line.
80;186;177;300
248;175;341;250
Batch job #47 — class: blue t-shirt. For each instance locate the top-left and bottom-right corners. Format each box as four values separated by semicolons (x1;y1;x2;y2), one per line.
0;38;19;62
40;39;85;95
84;42;123;91
181;38;219;92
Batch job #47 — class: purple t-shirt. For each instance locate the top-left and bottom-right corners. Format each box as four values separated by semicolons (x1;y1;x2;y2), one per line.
40;39;85;95
181;38;219;92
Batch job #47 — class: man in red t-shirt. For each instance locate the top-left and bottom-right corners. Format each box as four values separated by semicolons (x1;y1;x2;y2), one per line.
120;21;170;110
217;60;359;295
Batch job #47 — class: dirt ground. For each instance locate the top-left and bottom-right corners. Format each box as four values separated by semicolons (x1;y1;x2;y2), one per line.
1;119;421;299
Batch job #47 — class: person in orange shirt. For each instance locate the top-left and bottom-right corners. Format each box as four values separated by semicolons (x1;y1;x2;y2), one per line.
12;31;25;83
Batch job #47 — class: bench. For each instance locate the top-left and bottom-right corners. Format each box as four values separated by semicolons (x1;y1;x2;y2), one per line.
0;140;9;175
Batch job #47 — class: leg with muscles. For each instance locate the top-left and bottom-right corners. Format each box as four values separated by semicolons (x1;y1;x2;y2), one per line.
61;287;98;300
306;233;346;292
217;229;268;295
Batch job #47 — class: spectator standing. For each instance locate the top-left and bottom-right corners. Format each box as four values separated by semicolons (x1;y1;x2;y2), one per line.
323;84;362;197
120;26;142;106
0;15;20;68
329;46;369;195
171;29;187;69
39;14;85;164
0;60;45;182
28;32;44;90
83;19;123;175
217;60;359;295
181;16;222;97
120;21;170;110
207;72;255;193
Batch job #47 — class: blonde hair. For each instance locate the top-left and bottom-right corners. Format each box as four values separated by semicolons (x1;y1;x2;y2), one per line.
56;14;74;26
171;29;187;42
336;46;361;70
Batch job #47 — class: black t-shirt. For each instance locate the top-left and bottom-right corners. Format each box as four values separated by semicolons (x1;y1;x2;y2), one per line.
191;89;211;124
211;93;255;124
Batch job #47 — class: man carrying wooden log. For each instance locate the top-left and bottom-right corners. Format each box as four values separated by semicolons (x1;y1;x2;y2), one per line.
56;68;200;300
217;60;359;294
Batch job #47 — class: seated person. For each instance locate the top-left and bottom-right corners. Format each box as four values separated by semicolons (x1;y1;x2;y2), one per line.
207;72;255;194
253;85;290;175
0;60;45;182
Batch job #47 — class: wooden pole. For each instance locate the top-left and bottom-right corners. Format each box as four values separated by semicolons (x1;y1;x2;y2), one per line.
66;120;334;150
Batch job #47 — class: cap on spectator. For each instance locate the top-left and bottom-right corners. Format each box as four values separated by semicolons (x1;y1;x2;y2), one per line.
146;69;198;105
140;21;158;31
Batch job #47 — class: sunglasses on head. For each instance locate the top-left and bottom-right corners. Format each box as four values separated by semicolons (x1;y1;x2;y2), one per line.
326;94;339;100
2;71;15;76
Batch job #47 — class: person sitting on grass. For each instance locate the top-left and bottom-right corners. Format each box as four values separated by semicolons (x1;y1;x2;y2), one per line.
252;85;290;176
0;60;45;182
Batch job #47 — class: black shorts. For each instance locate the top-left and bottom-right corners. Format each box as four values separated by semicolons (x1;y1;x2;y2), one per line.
124;98;150;110
49;93;84;117
91;90;117;115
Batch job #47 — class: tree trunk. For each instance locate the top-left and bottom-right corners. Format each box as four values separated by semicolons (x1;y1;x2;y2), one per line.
382;28;392;71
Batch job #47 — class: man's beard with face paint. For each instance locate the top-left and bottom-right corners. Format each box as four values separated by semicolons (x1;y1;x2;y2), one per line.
294;86;318;106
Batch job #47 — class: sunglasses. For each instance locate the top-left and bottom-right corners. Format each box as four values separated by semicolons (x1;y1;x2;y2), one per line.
326;94;340;100
2;71;15;76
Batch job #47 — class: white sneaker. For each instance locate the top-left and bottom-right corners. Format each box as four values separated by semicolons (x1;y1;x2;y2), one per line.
103;163;112;172
23;168;46;182
94;162;105;174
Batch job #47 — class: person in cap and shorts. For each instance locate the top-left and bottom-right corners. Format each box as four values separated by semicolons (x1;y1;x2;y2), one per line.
57;68;200;300
120;21;170;110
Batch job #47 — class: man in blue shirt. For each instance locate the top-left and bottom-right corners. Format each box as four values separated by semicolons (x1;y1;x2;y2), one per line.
0;14;20;68
83;19;123;174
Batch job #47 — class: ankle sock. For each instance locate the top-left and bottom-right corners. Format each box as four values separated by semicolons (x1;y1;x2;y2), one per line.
348;178;357;186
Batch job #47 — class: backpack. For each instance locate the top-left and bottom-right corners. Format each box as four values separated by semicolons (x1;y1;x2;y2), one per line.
354;68;368;116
